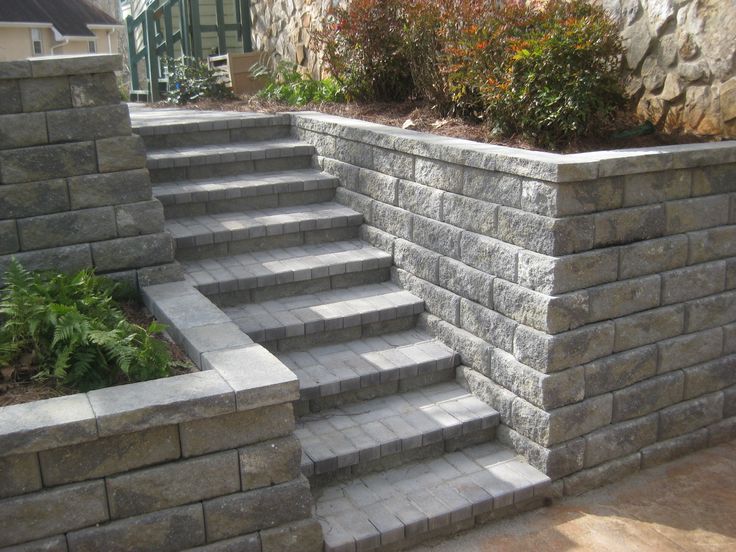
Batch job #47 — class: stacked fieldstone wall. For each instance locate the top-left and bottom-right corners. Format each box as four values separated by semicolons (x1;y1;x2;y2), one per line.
0;54;176;287
292;112;736;495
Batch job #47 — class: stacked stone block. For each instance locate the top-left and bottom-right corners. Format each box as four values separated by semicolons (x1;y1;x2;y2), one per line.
0;55;175;287
292;112;736;495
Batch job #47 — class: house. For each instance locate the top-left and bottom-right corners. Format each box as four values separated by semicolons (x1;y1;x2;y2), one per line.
0;0;123;61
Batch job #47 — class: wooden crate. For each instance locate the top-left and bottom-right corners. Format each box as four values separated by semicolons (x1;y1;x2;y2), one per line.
209;52;266;95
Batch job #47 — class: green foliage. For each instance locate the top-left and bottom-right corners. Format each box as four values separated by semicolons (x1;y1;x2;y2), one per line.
0;261;171;392
165;56;235;105
252;62;345;105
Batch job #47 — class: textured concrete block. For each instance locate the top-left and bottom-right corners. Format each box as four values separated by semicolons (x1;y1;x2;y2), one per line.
641;428;708;468
335;187;373;222
179;403;295;457
594;205;665;247
619;235;688;279
584;346;658;397
623;170;691;206
38;425;180;487
0;142;96;185
0;220;19;254
106;450;240;519
0;243;92;277
526;177;623;217
687;226;736;264
0;453;42;499
0;112;47;149
725;324;736;354
67;169;151;209
0;481;108;548
203;477;313;542
685;291;736;332
69;73;120;107
460;299;516;352
497;207;594;256
684;356;736;399
497;425;585;480
514;322;614;373
319;157;359;191
518;249;618;295
29;54;121;78
394;239;439;283
666;195;730;234
96;135;146;173
0;535;68;552
261;518;323;552
0;79;22;114
612;371;685;422
393;268;459;325
18;207;117;251
658;328;724;374
184;533;260;552
658;393;724;440
0;60;31;79
424;316;492;374
179;322;254;368
439;257;494;308
19;77;70;112
463;167;521;207
415;158;463;193
458;366;514;422
587;276;661;322
460;232;518;282
67;503;205;552
584;414;658;467
334;136;371;167
442;192;497;237
708;416;736;446
91;232;174;272
371;202;412;240
563;453;641;496
0;179;69;219
691;163;736;196
47;104;131;143
662;261;726;305
371;144;414;179
412;215;462;258
240;435;302;490
398;180;443;219
115;200;165;237
358;168;398;205
614;305;685;352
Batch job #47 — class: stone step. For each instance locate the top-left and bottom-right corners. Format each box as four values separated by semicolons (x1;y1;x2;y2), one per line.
297;381;499;485
146;139;315;183
316;441;551;552
280;330;460;414
221;283;425;352
167;202;363;261
183;240;392;305
153;169;340;218
132;109;291;149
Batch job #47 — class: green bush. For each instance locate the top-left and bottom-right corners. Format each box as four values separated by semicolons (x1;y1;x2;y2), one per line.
252;61;345;105
165;56;234;105
0;261;172;392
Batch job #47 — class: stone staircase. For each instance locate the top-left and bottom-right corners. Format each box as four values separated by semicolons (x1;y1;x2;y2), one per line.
132;108;550;552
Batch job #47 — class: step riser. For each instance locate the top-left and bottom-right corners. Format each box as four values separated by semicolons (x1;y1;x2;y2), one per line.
139;125;291;150
175;226;361;261
150;155;314;183
162;188;336;218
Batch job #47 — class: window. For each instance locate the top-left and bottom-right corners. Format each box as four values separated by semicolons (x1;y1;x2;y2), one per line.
88;40;97;54
31;29;43;56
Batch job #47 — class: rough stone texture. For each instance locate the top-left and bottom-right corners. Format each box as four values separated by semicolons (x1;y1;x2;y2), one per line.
583;414;658;468
563;453;641;496
584;346;658;397
658;392;724;440
0;179;69;219
239;435;302;490
612;371;685;422
641;428;709;468
261;519;323;552
0;453;42;499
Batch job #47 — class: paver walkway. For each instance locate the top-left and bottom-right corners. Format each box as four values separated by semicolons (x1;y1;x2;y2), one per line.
412;439;736;551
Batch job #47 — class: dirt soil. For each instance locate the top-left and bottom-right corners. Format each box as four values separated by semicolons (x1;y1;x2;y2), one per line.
164;96;711;153
0;302;197;408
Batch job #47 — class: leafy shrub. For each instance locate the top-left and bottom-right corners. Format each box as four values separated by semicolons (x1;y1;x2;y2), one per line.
165;56;234;105
252;61;345;105
315;0;414;101
0;261;172;392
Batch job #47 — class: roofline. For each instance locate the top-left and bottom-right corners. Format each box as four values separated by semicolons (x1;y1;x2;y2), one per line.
87;24;124;30
0;21;54;29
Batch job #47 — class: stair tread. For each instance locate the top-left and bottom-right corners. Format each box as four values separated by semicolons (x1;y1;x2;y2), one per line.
280;329;458;402
153;169;338;205
166;202;362;245
132;107;288;134
222;282;424;343
297;381;499;478
146;139;314;169
316;441;550;552
183;240;391;295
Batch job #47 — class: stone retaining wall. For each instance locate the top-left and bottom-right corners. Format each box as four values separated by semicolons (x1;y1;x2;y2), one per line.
292;111;736;495
0;54;176;288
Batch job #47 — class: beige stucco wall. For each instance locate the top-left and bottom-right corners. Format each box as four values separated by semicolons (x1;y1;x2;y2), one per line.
0;27;119;61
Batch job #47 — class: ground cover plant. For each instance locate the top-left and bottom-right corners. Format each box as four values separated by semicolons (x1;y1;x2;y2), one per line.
165;56;234;105
0;261;173;397
252;61;345;105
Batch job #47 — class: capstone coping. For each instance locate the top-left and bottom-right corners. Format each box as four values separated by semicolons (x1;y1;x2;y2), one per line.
0;55;123;80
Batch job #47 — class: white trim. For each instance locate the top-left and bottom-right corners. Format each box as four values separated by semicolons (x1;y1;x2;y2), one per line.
0;21;53;28
87;24;124;30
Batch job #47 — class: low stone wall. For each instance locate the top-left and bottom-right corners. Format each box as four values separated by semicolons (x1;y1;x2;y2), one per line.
0;54;175;287
292;111;736;495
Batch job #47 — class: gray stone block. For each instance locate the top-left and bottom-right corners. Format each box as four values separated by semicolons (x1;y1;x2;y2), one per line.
179;322;253;368
463;168;521;207
727;258;736;290
371;202;412;240
67;169;151;210
184;533;260;552
662;261;726;305
0;535;68;552
491;349;584;409
334;187;373;223
496;425;585;480
708;416;736;446
619;235;688;279
614;304;685;352
0;61;31;79
319;157;359;191
0;243;92;277
584;346;658;397
29;54;121;78
67;503;205;552
358;168;398;205
0;112;47;149
460;232;518;282
38;425;180;487
19;77;70;112
685;290;736;332
612;371;685;422
0;80;22;114
0;179;69;219
640;428;708;469
393;268;459;325
587;275;661;323
666;195;730;234
47;104;131;143
423;316;492;374
96;135;146;173
69;73;120;107
691;163;736;196
439;257;493;308
594;205;665;247
460;299;516;353
260;518;323;552
371;147;413;180
0;453;42;499
91;232;174;272
725;324;736;355
584;414;658;468
0;142;96;185
546;177;624;217
412;215;462;258
687;226;736;265
0;481;108;548
115;200;165;237
398;180;443;219
394;239;439;283
334;136;371;167
519;248;618;296
514;322;614;374
415;158;463;193
684;356;736;399
623;170;691;206
203;477;313;542
106;450;240;519
563;453;641;496
499;207;594;256
18;207;117;251
0;220;19;254
359;224;395;255
179;403;294;457
658;392;724;441
441;192;497;237
658;328;724;374
240;435;301;490
457;366;514;422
